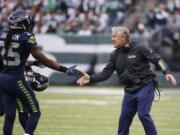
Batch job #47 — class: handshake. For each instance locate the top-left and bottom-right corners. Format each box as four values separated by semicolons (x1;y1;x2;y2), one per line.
76;73;90;86
66;65;90;86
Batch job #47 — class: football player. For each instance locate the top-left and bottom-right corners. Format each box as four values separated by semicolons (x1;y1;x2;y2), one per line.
0;10;84;135
18;60;49;130
0;60;49;130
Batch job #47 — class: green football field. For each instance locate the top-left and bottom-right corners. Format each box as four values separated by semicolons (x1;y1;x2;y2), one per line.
0;86;180;135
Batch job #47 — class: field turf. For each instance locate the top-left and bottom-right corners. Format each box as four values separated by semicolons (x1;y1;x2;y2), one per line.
0;86;180;135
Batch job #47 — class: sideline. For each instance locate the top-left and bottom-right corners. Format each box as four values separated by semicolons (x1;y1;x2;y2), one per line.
44;87;124;95
44;87;180;96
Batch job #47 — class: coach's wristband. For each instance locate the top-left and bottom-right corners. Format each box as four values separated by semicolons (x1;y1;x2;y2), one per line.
158;59;171;75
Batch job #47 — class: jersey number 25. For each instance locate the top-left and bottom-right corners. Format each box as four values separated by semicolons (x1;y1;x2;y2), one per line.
0;41;20;66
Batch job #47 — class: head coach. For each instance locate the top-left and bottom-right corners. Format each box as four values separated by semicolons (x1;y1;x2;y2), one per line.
77;26;177;135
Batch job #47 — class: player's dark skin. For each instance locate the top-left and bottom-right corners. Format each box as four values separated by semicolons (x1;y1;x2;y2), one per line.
30;45;63;70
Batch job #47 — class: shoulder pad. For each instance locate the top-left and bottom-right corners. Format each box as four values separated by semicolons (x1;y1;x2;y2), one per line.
1;28;9;32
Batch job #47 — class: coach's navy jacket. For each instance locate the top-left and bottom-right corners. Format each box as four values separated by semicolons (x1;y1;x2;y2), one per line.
90;41;170;92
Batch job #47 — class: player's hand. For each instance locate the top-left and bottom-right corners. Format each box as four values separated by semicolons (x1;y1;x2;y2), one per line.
33;61;45;68
165;74;177;86
66;65;84;78
77;73;90;86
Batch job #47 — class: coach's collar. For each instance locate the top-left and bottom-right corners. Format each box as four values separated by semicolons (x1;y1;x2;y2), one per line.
122;43;130;51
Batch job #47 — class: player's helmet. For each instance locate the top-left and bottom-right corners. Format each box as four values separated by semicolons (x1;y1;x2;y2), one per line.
25;69;49;92
8;10;34;31
30;72;49;92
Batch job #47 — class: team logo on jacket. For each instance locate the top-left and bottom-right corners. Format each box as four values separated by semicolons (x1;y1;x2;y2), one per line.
128;55;136;59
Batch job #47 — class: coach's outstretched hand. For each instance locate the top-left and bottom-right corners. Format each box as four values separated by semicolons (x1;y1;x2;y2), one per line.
77;73;90;86
66;65;84;78
165;74;177;86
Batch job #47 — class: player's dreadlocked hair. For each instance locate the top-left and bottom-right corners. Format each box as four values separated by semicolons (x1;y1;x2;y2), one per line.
3;29;23;63
3;9;34;63
3;30;14;61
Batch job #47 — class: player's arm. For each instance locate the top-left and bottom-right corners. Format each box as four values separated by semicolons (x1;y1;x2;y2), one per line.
26;60;38;66
30;45;84;78
30;45;62;70
26;60;44;68
26;33;83;78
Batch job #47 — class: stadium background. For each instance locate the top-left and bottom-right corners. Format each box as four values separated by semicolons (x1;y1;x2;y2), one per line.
0;0;180;135
1;0;179;86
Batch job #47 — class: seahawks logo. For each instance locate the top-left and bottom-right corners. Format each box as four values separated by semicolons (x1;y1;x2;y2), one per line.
128;55;136;59
27;35;36;44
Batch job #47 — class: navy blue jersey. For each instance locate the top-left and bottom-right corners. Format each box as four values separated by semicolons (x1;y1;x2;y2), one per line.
0;29;37;73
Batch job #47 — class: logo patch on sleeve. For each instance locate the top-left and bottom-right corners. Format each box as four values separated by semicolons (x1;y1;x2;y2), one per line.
27;35;36;44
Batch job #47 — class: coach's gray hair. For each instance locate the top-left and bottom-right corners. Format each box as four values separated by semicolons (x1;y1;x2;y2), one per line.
112;26;130;41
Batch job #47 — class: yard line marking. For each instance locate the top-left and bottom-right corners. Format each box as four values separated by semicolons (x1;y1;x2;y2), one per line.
41;99;110;106
45;88;124;95
44;87;180;96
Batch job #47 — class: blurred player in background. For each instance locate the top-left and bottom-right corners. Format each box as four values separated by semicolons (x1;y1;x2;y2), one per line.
77;26;177;135
0;10;83;135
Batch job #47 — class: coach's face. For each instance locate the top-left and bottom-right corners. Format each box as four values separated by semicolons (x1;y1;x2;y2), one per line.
112;31;127;48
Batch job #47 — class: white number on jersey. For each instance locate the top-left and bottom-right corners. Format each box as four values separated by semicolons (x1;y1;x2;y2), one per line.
0;41;21;66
